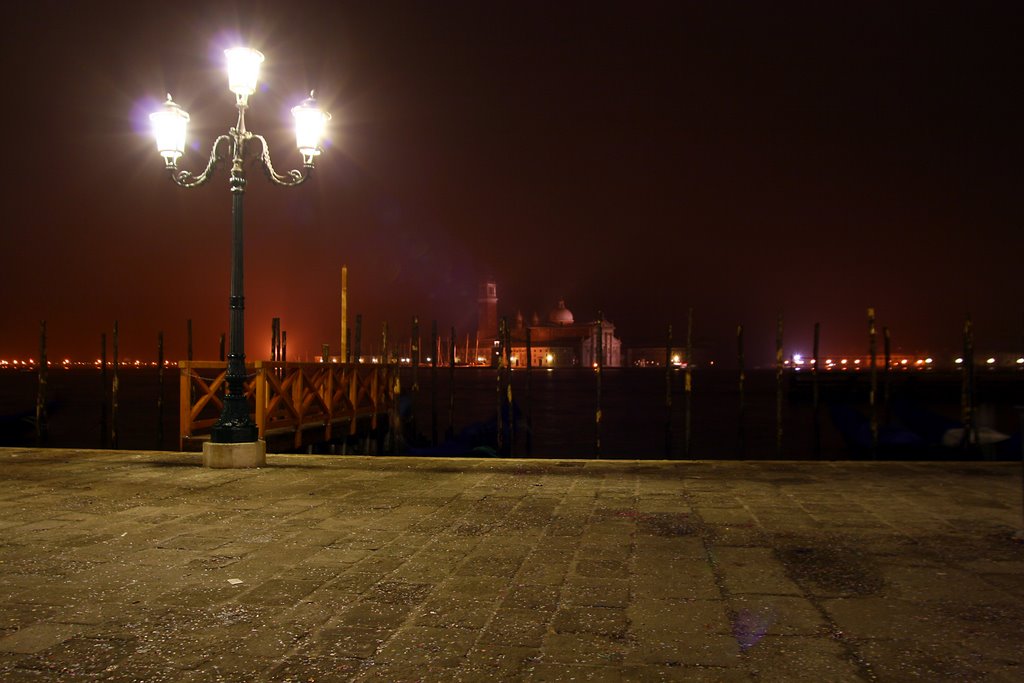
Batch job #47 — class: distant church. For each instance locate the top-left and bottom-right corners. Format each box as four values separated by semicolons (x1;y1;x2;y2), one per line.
475;280;622;367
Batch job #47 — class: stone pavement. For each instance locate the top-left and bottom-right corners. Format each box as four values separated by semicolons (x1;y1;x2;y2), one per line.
0;448;1022;682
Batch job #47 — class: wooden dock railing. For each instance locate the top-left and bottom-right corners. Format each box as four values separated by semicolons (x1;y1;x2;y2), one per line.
179;361;398;451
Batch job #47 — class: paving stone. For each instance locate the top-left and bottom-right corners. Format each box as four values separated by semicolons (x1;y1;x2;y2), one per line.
0;623;84;654
0;449;1020;681
743;635;864;681
480;608;551;648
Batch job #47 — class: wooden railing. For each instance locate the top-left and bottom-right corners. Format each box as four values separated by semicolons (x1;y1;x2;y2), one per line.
179;361;398;451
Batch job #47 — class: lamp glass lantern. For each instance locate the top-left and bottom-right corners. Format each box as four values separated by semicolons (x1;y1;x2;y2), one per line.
225;47;265;100
149;95;190;165
292;93;331;163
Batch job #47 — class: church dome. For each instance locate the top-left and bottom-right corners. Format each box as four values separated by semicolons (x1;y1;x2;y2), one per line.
549;300;574;325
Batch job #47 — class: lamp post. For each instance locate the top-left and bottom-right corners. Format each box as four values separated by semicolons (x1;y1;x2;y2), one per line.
150;47;330;467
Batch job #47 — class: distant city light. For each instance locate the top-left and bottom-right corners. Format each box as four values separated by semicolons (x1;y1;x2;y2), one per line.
986;357;995;364
955;357;963;364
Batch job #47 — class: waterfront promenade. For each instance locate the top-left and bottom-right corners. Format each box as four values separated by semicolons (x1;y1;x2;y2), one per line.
0;448;1021;681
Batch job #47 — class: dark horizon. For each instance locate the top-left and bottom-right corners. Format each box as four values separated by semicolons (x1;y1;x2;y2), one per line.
1;2;1021;366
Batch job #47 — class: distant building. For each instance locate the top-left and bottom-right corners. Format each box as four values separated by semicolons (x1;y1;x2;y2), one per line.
475;280;622;367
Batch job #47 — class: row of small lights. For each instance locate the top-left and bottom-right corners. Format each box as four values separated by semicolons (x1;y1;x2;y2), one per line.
5;356;1024;369
788;354;1024;368
0;360;178;368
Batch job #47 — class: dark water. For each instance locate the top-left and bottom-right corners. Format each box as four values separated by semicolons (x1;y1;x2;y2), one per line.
2;366;1021;460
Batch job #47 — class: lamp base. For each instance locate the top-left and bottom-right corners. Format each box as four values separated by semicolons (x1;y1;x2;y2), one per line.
202;440;266;469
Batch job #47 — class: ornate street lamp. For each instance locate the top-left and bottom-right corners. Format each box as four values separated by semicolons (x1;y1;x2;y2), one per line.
150;47;330;467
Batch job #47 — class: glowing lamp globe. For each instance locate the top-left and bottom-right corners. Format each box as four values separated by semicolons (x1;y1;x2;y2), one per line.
225;47;264;100
149;95;190;165
291;92;331;163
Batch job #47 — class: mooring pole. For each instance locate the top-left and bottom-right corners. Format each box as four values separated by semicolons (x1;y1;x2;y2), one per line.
961;316;975;451
157;331;165;450
35;320;47;446
112;320;119;450
868;307;878;458
665;322;673;458
100;333;108;448
431;319;438;447
411;316;420;442
684;307;693;458
595;311;603;456
812;322;820;459
737;323;745;457
447;326;456;441
525;326;533;456
505;318;514;454
775;313;783;457
354;314;363;364
496;317;506;455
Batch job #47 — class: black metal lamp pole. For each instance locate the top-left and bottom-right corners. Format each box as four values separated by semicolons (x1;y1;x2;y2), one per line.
150;49;327;445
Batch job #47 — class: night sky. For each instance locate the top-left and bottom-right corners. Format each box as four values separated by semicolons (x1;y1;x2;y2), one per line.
2;1;1022;366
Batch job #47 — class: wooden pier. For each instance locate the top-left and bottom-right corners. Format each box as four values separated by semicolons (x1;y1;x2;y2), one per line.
179;361;397;452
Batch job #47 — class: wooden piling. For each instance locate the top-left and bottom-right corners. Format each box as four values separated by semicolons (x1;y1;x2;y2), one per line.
504;317;514;454
883;326;892;417
157;331;164;450
100;333;107;448
812;322;820;458
496;317;506;455
447;326;455;441
684;307;693;458
595;311;603;456
219;333;225;362
961;316;975;450
431;319;438;447
354;314;363;363
341;265;348;363
411;316;420;441
525;326;533;456
282;331;287;366
272;318;280;361
737;324;745;457
112;321;119;450
322;344;330;363
665;323;673;458
35;320;47;446
775;313;783;457
382;322;389;364
868;307;878;457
